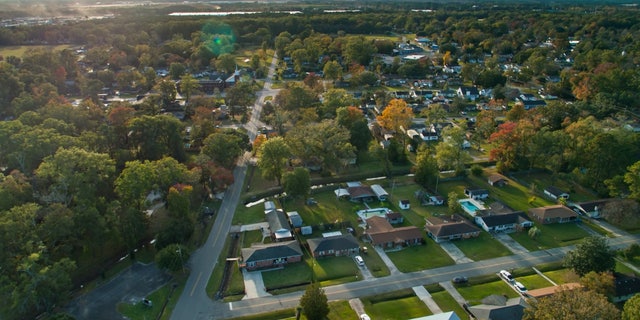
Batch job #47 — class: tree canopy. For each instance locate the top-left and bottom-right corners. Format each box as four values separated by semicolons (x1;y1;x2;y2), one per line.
563;236;616;277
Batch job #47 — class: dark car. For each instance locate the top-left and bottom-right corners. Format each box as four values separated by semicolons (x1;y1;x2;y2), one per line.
452;276;468;284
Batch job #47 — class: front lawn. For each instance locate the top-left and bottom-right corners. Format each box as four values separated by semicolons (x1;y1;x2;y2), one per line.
430;289;467;317
453;232;512;261
361;289;432;320
359;247;391;278
262;261;311;291
386;240;455;273
509;222;591;250
543;268;579;285
515;273;555;291
455;279;519;304
118;280;179;320
233;199;268;225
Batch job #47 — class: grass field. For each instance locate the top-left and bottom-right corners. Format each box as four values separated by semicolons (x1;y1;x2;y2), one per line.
455;279;519;304
516;273;555;291
361;289;432;320
430;290;467;318
453;232;513;261
510;222;591;250
386;240;454;273
0;44;75;57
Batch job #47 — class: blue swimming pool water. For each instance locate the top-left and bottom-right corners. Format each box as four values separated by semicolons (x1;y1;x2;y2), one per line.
460;200;480;213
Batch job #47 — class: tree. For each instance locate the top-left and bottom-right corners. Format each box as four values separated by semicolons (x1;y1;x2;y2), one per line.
343;36;377;66
413;145;438;188
320;88;356;118
156;244;190;272
601;199;640;227
376;99;414;142
580;271;615;296
523;288;619;320
215;53;236;73
528;226;541;239
286;120;356;173
435;126;471;175
127;115;185;161
299;282;329;320
623;294;640;320
282;167;311;199
201;132;243;168
179;73;200;103
257;137;291;185
322;60;342;81
564;236;616;277
226;81;255;115
156;79;177;107
369;141;391;178
448;191;461;214
624;161;640;200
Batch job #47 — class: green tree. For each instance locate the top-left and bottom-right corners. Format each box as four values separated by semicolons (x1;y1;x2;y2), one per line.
343;36;377;66
523;288;619;320
226;81;256;115
299;282;329;320
201;132;243;168
322;60;342;81
369;141;391;178
216;53;236;73
169;62;186;80
320;88;356;118
528;226;541;239
35;147;115;206
257;137;291;185
435;126;472;175
564;236;616;277
413;145;438;188
156;79;177;107
286;120;356;173
179;73;200;103
282;167;311;199
624;161;640;200
127;115;185;161
623;294;640;320
580;271;615;297
156;244;190;272
448;191;461;214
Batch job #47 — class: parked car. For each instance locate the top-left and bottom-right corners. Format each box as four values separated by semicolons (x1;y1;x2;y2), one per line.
355;255;365;266
499;270;515;283
514;281;527;293
360;314;371;320
452;276;468;284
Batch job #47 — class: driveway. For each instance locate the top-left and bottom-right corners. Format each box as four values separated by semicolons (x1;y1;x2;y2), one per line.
374;247;402;275
438;242;473;264
493;233;530;255
67;262;171;320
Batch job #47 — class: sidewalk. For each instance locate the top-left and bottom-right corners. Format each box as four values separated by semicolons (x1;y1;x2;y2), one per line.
493;233;529;255
439;281;467;306
412;286;443;314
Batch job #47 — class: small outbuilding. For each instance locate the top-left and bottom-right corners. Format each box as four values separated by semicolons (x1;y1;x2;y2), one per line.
399;199;410;210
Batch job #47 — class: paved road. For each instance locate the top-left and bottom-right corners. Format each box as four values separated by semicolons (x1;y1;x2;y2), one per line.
205;234;639;319
170;53;280;320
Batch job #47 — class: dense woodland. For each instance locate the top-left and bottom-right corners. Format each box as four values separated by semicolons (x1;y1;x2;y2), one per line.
1;2;640;319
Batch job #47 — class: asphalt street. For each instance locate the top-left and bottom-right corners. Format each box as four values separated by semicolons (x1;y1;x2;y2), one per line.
169;53;280;320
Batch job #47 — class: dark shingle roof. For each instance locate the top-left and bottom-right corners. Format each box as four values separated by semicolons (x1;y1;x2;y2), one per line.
241;241;302;263
307;234;359;254
425;221;480;237
479;212;530;227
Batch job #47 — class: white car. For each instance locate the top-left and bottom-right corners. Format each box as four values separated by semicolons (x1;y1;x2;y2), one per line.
360;314;371;320
514;281;527;293
499;270;514;283
355;255;365;266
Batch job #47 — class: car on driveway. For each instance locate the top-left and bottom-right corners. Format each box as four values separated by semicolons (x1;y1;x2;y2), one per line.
514;281;527;293
355;255;365;266
452;276;468;284
360;314;371;320
499;270;515;283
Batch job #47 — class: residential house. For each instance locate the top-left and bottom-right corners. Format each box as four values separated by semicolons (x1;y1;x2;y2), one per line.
526;283;582;300
468;295;527;320
569;199;609;218
544;186;570;200
347;185;376;203
457;86;480;101
488;174;508;187
474;211;533;233
264;201;276;214
266;209;294;241
613;273;640;303
464;188;489;200
385;212;404;224
420;129;439;141
371;184;389;201
516;99;547;110
399;199;411;210
409;311;461;320
240;241;303;271
425;215;481;243
529;205;578;224
365;216;423;249
286;211;303;228
306;234;360;258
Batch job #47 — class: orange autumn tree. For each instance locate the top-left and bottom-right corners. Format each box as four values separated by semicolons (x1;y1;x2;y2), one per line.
376;98;414;142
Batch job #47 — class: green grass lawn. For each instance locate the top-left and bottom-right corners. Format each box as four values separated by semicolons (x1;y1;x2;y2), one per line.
430;290;467;317
0;44;75;57
314;256;362;284
241;230;264;248
509;222;591;250
359;247;391;278
233;198;269;225
262;255;362;292
386;240;455;273
362;289;432;320
455;279;519;304
262;261;312;290
228;300;357;320
453;232;512;261
509;171;598;203
118;278;182;320
540;268;579;285
516;273;555;291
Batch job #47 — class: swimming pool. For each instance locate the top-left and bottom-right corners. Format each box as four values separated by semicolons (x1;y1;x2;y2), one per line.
356;208;392;221
459;199;486;216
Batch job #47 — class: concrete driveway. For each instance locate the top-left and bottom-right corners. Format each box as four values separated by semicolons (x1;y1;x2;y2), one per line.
438;241;474;264
67;262;171;320
493;233;530;255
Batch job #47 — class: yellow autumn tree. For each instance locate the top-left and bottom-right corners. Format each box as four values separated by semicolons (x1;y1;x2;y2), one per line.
376;98;414;134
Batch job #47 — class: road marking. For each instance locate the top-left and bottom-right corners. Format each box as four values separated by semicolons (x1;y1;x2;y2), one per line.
190;272;203;297
229;302;233;310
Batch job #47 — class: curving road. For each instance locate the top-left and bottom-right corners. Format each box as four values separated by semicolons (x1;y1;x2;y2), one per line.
170;53;280;320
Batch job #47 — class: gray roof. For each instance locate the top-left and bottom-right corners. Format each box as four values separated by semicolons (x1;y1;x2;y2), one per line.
478;212;531;227
307;234;359;254
469;297;526;320
286;211;303;228
267;209;290;233
241;241;302;263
